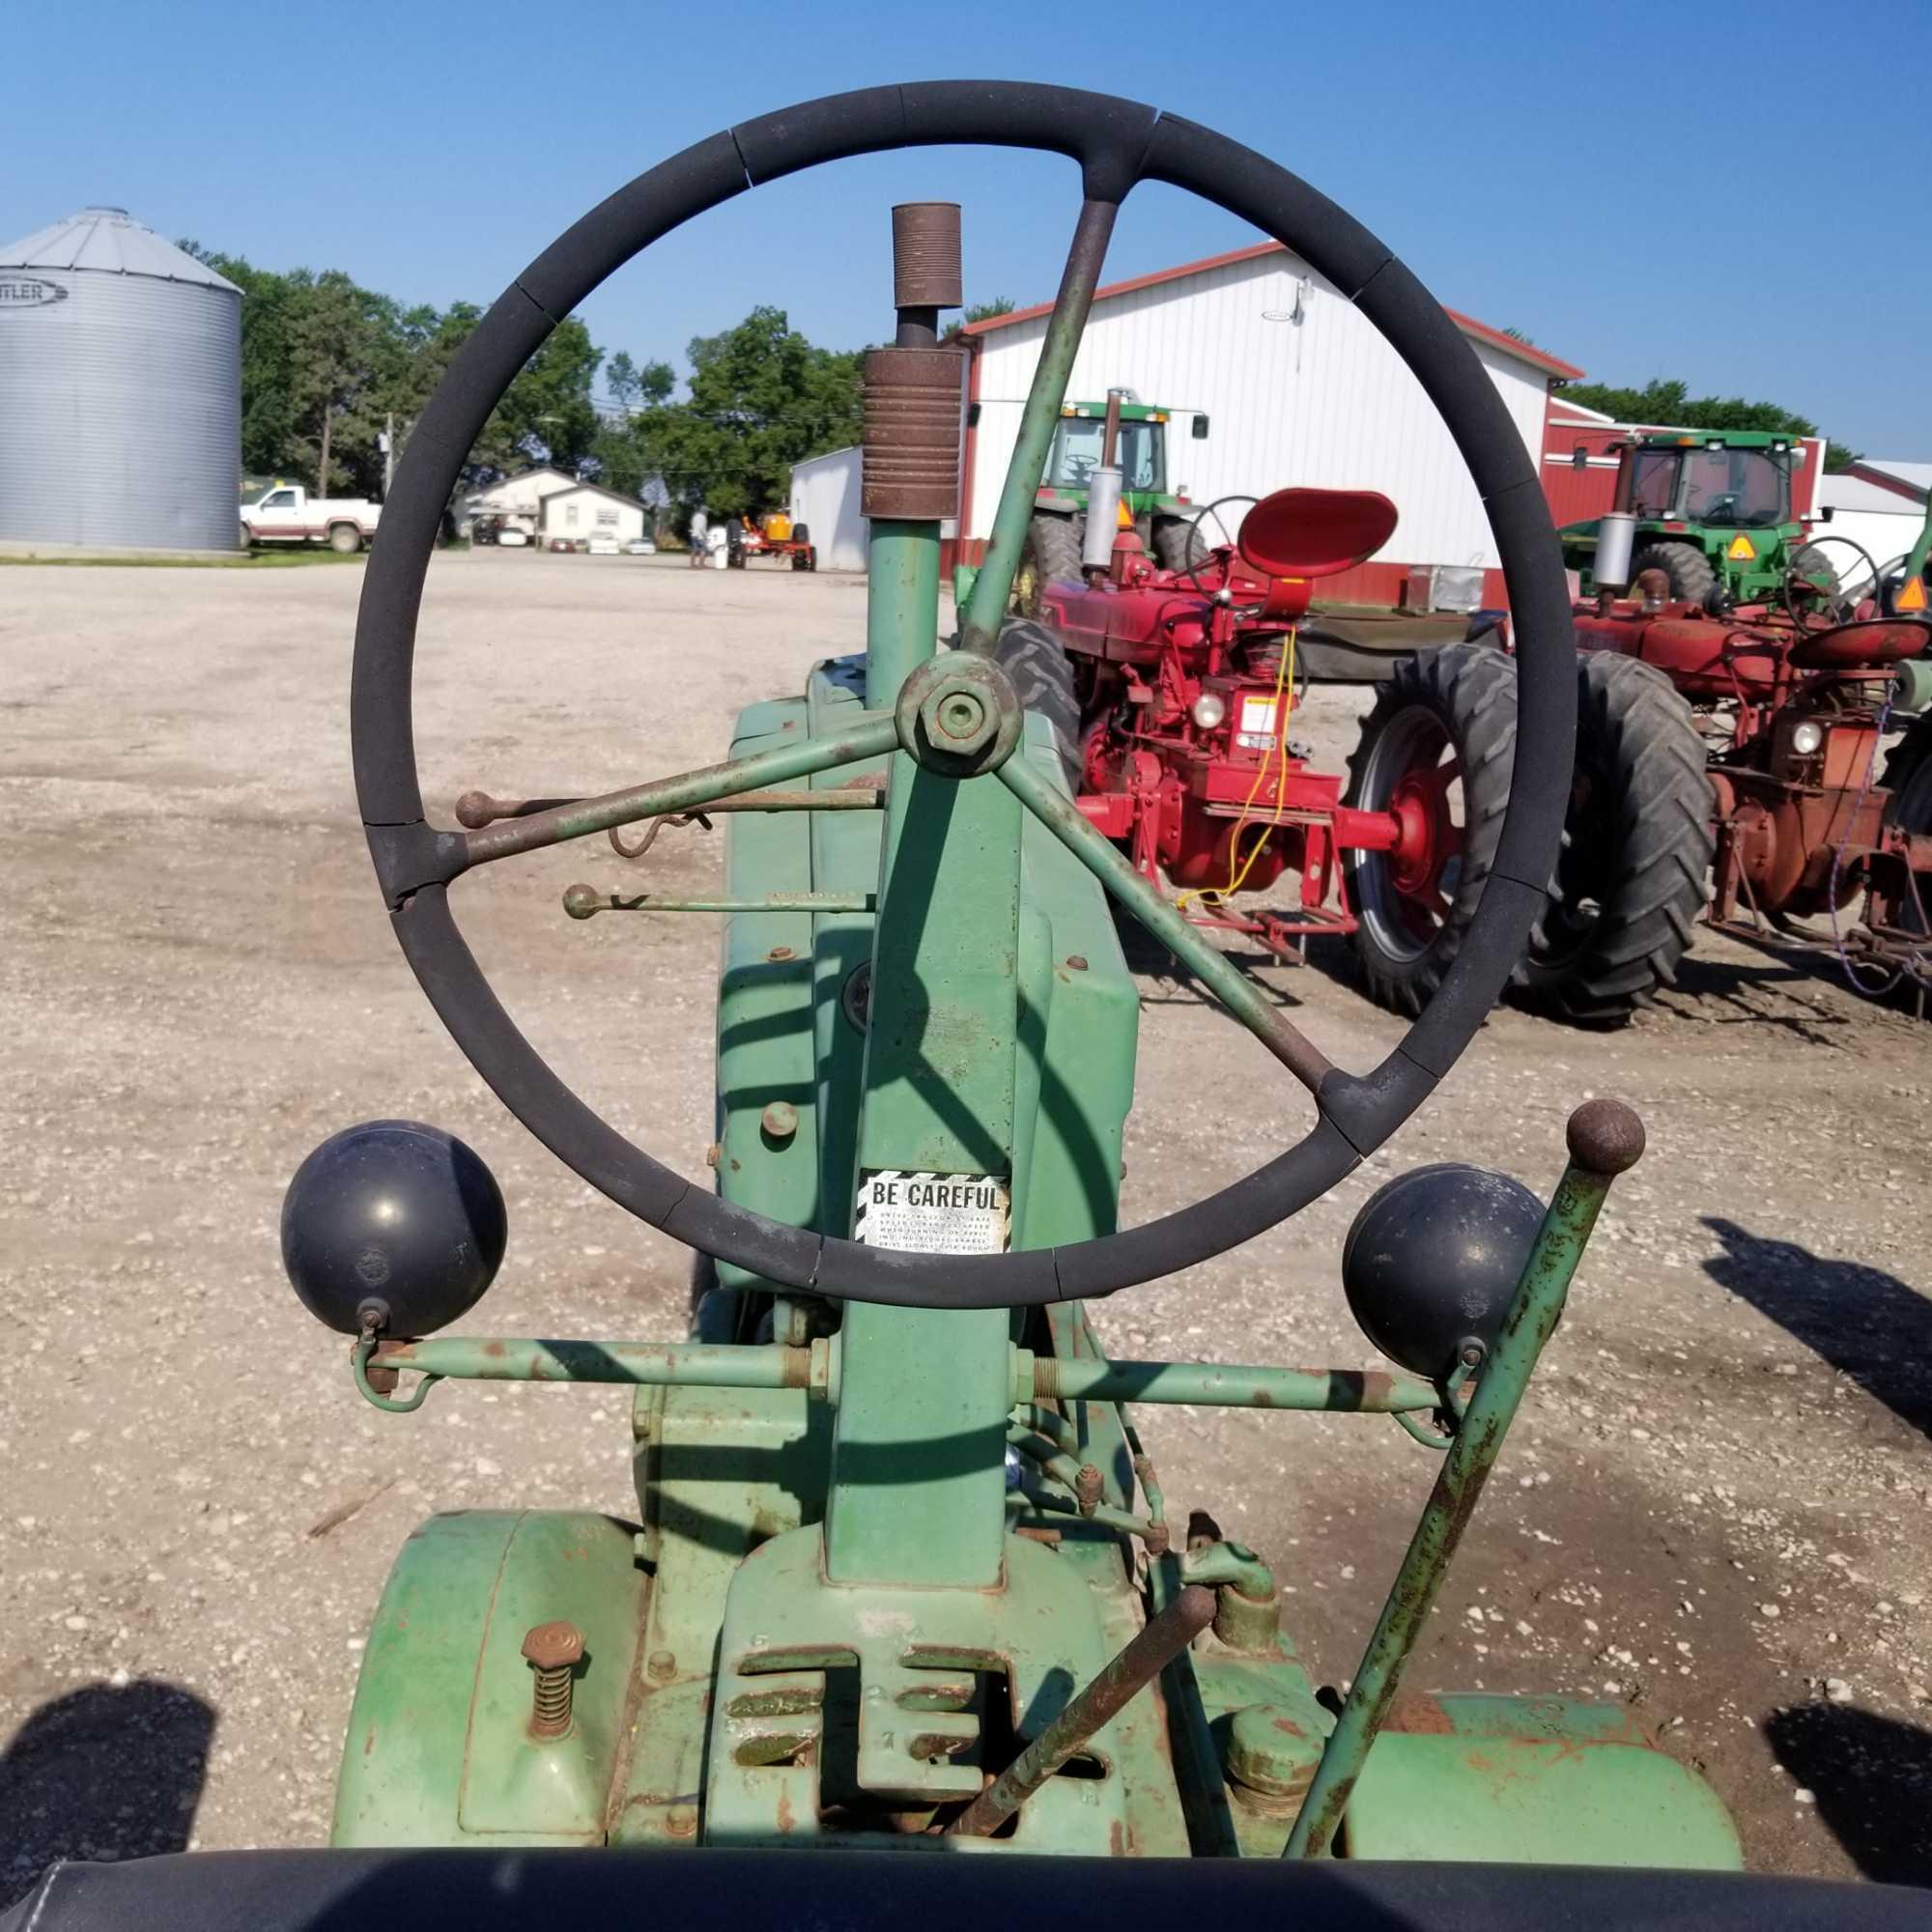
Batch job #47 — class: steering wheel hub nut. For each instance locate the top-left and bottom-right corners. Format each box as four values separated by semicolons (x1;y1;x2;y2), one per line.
897;655;1025;776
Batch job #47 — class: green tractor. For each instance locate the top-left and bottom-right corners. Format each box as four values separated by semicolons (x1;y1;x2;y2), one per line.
53;80;1932;1932
1014;390;1208;611
1561;428;1833;606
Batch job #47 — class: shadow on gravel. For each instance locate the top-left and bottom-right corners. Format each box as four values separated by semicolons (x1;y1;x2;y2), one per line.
1662;946;1858;1042
1112;905;1316;1011
0;1679;213;1909
1701;1217;1932;1438
1765;1702;1932;1885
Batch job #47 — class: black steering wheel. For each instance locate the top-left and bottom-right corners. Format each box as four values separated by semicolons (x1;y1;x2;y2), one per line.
352;83;1576;1312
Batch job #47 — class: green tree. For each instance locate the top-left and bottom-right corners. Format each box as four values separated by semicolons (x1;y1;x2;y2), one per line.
1562;376;1861;472
469;314;604;478
638;306;865;523
947;297;1015;343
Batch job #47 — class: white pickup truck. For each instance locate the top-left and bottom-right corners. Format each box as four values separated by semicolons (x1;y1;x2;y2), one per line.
240;485;381;553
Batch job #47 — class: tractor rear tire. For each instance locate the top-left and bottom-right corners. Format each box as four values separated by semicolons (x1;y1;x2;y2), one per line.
994;616;1083;794
1789;543;1840;594
1628;540;1716;606
1344;642;1518;1017
1880;716;1932;939
1016;512;1084;617
1152;515;1209;573
1515;652;1713;1025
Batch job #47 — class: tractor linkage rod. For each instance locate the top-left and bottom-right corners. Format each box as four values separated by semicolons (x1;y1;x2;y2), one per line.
948;1584;1218;1837
455;785;886;828
563;886;877;919
1024;1353;1439;1413
1283;1100;1646;1860
356;1336;1444;1419
458;714;901;867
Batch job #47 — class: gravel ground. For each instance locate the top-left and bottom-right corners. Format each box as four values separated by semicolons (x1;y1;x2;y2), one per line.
2;552;1929;1896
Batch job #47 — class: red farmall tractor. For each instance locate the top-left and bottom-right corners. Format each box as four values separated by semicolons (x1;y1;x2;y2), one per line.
1001;482;1520;1016
1534;546;1932;1018
1009;457;1932;1024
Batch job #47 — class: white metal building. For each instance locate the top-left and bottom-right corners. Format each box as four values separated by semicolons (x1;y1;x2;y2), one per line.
960;241;1582;603
1815;460;1928;580
788;446;868;571
541;480;648;545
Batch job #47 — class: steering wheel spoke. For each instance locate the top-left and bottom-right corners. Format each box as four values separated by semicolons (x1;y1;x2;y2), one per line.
957;194;1124;656
998;750;1335;1094
454;713;900;876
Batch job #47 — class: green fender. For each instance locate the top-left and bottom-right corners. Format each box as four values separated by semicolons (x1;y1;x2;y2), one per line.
331;1510;646;1847
1343;1694;1743;1868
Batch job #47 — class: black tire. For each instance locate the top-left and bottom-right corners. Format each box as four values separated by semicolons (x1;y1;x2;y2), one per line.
1344;642;1518;1017
1880;717;1932;938
1516;652;1713;1025
1015;512;1084;617
1789;543;1841;596
1151;515;1209;573
1628;540;1716;605
994;616;1082;794
327;523;363;554
791;522;810;545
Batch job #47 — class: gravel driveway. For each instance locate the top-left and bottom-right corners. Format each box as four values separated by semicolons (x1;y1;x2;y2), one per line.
3;551;1928;1895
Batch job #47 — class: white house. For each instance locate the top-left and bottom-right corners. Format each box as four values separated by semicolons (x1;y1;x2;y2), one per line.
960;240;1583;604
540;481;649;546
462;466;582;537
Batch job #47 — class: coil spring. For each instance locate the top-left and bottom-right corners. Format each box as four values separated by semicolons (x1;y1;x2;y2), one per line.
530;1663;574;1736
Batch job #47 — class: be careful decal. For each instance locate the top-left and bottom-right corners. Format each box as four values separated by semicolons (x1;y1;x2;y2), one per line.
854;1170;1011;1255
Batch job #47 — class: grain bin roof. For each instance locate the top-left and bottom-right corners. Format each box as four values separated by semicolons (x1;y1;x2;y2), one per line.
0;207;241;295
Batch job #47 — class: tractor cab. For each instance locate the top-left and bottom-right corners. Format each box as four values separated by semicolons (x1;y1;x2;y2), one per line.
1038;397;1175;506
1624;434;1793;530
1562;429;1816;607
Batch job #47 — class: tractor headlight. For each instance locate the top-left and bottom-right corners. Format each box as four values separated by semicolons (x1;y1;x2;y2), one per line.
1790;721;1824;756
1192;692;1228;730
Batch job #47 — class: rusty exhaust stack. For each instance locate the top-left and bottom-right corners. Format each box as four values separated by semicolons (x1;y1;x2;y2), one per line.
862;202;965;523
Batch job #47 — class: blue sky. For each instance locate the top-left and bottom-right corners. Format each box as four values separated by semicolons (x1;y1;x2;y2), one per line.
7;0;1927;455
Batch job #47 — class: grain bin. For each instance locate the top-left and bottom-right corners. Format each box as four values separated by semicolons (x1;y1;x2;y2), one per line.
0;208;242;552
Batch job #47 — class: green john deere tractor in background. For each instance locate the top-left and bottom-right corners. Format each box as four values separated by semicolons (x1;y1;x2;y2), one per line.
1013;391;1209;612
47;79;1932;1932
1561;428;1834;606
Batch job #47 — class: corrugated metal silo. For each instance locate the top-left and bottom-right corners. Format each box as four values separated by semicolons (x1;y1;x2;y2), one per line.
0;208;242;552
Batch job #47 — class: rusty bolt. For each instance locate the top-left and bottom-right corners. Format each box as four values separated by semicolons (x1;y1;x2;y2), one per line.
522;1620;583;1740
646;1648;677;1683
761;1100;799;1143
1074;1463;1104;1518
704;1142;722;1168
767;945;795;963
1065;954;1089;972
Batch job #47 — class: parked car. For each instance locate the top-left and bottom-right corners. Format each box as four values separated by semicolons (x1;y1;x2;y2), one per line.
624;538;658;556
586;531;620;555
240;484;380;554
547;535;578;554
496;526;529;548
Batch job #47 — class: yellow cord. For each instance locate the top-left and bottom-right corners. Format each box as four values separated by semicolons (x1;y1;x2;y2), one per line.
1178;626;1296;912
